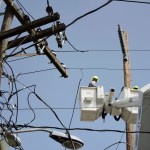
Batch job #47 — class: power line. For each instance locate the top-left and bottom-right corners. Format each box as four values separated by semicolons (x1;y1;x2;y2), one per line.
7;55;38;62
55;50;150;52
69;68;150;71
16;0;35;20
17;68;55;76
65;0;150;29
10;67;150;77
114;0;150;5
2;105;142;111
69;72;83;128
13;125;150;134
66;0;113;28
104;141;133;150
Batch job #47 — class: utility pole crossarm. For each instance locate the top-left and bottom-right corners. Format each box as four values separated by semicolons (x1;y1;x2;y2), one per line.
3;0;69;78
7;23;66;50
0;13;60;41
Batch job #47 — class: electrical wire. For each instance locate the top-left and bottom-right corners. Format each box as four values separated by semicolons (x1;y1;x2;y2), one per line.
4;60;19;124
1;34;22;54
69;69;83;128
11;125;150;134
66;37;150;52
13;68;150;77
15;79;76;149
25;92;36;125
114;0;150;4
6;35;50;58
104;141;133;150
66;38;88;53
7;55;38;63
69;67;150;71
66;0;113;28
115;107;134;150
6;36;29;59
4;36;30;59
16;0;35;20
17;68;55;76
1;105;141;111
1;1;149;149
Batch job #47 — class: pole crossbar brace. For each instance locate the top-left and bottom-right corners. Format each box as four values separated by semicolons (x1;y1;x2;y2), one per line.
0;13;60;41
7;23;66;49
3;0;68;78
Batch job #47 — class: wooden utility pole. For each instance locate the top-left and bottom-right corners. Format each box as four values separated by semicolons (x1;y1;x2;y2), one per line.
3;0;68;78
0;1;68;149
0;5;14;150
0;5;13;85
118;25;134;150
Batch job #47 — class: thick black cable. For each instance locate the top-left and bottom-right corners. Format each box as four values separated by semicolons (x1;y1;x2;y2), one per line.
32;91;75;149
66;38;87;52
25;92;36;126
15;80;75;149
7;85;35;102
66;0;113;28
12;125;150;134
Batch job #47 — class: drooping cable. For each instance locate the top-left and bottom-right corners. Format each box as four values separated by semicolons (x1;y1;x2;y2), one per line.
66;0;113;28
4;60;19;124
15;80;76;149
66;37;88;52
25;92;36;126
